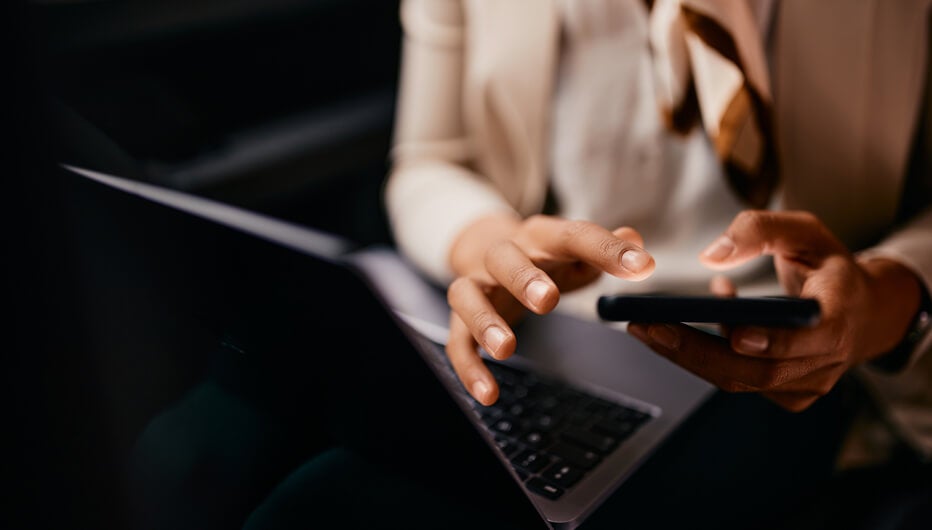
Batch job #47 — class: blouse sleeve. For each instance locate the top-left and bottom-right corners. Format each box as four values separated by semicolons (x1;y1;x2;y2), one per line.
384;0;519;285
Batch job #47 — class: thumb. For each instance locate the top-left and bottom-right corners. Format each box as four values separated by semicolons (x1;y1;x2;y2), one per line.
699;210;845;271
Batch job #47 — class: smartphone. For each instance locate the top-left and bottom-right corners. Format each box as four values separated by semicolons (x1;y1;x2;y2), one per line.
597;293;821;328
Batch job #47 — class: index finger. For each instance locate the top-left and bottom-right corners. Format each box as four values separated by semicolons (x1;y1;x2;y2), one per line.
627;323;837;392
520;216;655;280
727;321;839;360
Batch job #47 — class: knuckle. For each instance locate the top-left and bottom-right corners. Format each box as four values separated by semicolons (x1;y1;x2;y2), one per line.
799;356;821;378
691;346;712;371
447;277;470;301
793;210;836;244
732;210;772;245
485;238;510;256
484;239;514;265
563;219;597;242
720;380;747;393
828;320;854;359
525;214;549;229
794;210;821;227
507;263;542;290
735;209;763;229
470;310;499;334
753;364;786;390
747;211;773;238
735;210;758;225
598;237;622;262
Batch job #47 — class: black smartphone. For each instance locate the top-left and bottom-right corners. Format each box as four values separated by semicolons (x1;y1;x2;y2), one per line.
597;293;821;328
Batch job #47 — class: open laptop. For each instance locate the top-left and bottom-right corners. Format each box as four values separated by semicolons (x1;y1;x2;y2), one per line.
63;164;713;530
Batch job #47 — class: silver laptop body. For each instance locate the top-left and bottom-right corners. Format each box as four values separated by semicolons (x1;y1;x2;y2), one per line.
67;165;713;530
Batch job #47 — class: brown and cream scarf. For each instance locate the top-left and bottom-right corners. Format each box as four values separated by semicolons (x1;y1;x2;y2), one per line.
648;0;778;208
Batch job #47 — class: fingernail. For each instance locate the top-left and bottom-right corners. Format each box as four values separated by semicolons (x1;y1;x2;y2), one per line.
525;280;551;309
472;379;491;402
702;236;736;261
738;331;769;353
621;249;650;273
648;325;681;350
484;326;508;356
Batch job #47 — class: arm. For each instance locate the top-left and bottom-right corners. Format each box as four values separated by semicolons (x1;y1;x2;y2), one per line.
627;44;932;409
384;0;517;285
386;1;657;406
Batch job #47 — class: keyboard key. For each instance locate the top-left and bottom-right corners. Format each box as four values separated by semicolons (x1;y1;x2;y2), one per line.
513;385;530;399
491;418;523;437
494;436;523;458
613;407;650;424
521;430;550;449
512;449;549;473
486;361;523;384
542;462;585;489
584;397;617;416
526;478;564;500
547;442;602;470
561;429;617;454
507;403;528;417
480;407;504;425
479;359;655;497
533;413;558;431
559;388;591;407
591;416;637;440
535;394;561;412
565;407;594;427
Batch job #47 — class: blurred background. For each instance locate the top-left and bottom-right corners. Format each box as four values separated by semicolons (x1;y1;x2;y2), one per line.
33;0;401;245
6;1;403;529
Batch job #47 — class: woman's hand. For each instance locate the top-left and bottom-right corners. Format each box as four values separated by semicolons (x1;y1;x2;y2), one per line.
446;213;655;405
628;210;923;412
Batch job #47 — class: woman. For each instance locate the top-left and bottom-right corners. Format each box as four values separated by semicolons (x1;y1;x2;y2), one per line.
386;0;930;439
380;0;932;527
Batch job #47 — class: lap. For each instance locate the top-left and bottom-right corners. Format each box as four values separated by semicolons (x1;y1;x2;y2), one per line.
245;380;858;530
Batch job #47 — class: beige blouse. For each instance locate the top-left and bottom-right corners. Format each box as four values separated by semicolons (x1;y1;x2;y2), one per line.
384;0;932;466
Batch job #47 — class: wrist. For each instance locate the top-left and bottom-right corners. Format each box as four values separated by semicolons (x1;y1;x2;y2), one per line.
858;257;926;367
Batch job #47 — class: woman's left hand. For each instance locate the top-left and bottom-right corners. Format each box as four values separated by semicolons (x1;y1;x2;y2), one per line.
627;210;923;412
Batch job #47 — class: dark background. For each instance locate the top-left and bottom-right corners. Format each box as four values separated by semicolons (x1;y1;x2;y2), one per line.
29;0;401;245
5;1;403;528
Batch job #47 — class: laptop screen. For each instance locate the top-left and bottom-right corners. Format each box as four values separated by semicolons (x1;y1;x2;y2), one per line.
64;165;549;528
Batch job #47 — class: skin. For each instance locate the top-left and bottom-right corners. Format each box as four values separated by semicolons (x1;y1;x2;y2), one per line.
445;209;923;412
447;212;655;405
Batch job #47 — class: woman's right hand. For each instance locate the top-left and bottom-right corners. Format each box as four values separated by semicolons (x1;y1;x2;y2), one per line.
445;213;655;405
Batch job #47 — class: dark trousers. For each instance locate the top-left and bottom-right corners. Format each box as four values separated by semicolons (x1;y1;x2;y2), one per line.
238;383;854;530
130;340;860;530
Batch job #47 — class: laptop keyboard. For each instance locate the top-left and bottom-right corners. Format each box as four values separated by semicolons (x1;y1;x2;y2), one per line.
468;360;652;501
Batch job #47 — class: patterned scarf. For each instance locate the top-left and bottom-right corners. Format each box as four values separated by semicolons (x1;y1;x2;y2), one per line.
648;0;778;208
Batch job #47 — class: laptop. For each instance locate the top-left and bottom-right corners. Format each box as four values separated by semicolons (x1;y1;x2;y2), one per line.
63;164;713;530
